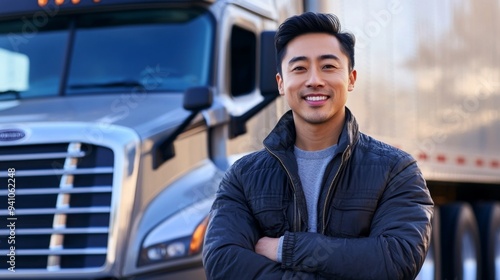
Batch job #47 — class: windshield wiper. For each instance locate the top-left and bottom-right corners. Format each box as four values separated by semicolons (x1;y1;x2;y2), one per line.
69;80;144;90
0;90;21;100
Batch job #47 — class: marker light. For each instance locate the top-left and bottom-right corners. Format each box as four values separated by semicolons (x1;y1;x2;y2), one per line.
189;216;208;254
39;0;99;6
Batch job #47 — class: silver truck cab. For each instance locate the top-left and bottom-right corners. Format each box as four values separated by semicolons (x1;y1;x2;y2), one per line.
0;0;301;279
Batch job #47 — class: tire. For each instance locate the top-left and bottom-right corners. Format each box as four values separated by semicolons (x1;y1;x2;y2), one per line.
473;202;500;280
440;203;481;280
416;206;441;280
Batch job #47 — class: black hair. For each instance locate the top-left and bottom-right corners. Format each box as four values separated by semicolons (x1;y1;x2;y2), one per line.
274;12;355;75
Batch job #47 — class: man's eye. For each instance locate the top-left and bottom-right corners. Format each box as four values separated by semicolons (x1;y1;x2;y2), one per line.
292;66;306;71
323;64;336;69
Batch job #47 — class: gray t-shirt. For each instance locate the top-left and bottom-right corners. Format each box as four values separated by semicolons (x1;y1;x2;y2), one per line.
277;144;336;262
294;144;337;232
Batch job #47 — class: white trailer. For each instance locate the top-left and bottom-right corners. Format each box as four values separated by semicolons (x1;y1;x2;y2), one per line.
306;0;500;279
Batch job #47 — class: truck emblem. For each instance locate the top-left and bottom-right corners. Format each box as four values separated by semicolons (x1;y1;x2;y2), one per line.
0;129;26;141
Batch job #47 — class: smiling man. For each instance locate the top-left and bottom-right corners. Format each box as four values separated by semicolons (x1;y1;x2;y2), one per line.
276;32;355;151
203;12;434;279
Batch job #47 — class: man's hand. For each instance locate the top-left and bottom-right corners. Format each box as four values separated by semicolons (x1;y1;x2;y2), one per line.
255;236;280;261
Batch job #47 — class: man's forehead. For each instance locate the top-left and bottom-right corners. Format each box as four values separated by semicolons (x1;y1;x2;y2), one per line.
288;32;340;47
283;34;346;63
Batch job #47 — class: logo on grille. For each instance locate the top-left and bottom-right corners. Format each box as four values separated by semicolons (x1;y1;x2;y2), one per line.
0;129;26;141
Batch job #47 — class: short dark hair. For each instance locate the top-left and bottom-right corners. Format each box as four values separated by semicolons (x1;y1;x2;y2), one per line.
274;12;355;75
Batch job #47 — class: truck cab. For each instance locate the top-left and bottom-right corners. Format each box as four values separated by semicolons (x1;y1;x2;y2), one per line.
0;0;301;279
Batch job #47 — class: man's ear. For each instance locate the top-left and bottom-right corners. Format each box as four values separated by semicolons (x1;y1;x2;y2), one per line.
348;69;357;91
276;73;284;95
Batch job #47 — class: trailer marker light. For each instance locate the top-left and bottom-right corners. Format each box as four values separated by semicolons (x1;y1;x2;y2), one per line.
456;156;466;165
437;154;446;163
55;0;65;5
492;160;499;168
38;0;48;6
418;153;428;161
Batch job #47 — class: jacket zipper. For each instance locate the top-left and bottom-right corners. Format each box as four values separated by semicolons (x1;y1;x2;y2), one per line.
265;147;301;232
293;193;299;232
321;145;350;234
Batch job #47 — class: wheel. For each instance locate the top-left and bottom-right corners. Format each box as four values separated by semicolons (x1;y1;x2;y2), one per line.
416;206;441;280
440;203;481;280
473;202;500;280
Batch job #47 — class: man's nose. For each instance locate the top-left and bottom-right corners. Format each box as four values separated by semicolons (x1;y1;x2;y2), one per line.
306;67;325;87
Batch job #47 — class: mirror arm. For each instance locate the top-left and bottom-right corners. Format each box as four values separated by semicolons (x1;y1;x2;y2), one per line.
228;93;277;139
152;111;198;169
153;86;212;169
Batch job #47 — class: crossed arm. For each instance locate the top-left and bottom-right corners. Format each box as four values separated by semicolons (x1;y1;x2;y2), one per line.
202;162;433;279
202;175;288;279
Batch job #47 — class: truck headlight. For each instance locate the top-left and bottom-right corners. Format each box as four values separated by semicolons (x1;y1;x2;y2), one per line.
139;199;212;266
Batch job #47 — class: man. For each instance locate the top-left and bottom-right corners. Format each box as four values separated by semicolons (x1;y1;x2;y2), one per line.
203;12;433;279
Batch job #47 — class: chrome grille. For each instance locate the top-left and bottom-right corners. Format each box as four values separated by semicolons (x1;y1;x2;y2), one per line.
0;142;114;270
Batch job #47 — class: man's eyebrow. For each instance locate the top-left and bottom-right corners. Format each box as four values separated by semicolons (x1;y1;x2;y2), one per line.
288;56;308;65
288;54;341;65
319;54;341;61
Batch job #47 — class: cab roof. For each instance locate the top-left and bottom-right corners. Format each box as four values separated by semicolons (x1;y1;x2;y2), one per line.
0;0;215;19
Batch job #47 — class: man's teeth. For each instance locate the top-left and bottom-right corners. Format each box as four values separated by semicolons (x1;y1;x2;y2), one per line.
306;96;327;101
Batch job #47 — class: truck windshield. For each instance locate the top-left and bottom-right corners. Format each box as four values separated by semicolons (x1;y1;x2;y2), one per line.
0;17;69;99
0;8;213;99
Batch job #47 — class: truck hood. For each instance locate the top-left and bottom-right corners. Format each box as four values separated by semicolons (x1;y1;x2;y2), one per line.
0;94;192;139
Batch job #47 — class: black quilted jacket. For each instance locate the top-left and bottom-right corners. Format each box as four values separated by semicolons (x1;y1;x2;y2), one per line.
203;108;434;280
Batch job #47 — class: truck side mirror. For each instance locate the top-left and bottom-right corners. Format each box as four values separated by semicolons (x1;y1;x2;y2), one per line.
183;86;213;111
229;31;278;138
259;31;279;97
153;86;213;169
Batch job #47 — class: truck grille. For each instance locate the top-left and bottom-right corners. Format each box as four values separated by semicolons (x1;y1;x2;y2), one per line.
0;142;114;270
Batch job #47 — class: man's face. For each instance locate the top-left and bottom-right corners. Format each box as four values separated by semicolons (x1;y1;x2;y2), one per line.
276;33;356;127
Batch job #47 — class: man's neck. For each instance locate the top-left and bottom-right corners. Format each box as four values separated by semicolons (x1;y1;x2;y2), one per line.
294;111;345;151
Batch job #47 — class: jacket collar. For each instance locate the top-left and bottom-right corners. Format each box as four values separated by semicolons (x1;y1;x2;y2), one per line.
263;107;360;157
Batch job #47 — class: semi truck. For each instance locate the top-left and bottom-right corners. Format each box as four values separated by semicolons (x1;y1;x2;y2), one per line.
307;0;500;279
1;0;499;279
0;0;301;279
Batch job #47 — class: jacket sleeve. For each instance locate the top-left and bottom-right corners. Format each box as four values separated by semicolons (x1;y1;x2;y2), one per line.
280;158;434;280
202;161;286;280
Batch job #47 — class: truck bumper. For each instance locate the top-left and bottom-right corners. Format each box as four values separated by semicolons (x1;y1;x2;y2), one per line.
130;266;206;280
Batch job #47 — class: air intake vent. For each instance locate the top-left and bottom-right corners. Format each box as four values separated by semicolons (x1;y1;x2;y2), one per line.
0;142;114;270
